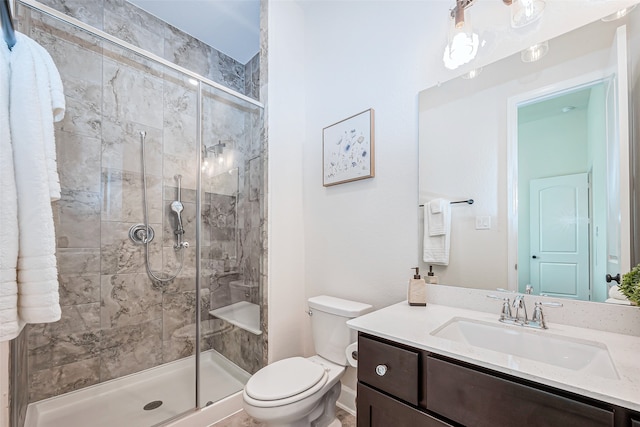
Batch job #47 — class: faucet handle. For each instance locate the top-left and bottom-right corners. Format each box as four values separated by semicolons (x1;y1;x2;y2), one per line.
530;301;562;329
487;295;512;321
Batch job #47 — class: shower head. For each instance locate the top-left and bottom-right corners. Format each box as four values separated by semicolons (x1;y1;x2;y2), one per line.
171;200;184;215
171;200;184;232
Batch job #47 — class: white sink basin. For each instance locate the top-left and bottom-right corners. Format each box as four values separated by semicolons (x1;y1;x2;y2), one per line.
431;317;619;380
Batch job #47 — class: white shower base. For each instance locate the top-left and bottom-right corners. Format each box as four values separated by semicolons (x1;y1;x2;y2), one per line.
24;350;249;427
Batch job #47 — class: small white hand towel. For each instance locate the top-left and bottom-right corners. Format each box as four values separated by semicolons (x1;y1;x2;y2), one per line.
423;200;451;265
430;199;443;214
428;199;446;236
608;285;629;301
0;43;22;341
10;33;62;324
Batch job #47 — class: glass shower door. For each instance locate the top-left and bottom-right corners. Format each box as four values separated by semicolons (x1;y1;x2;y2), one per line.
197;82;265;408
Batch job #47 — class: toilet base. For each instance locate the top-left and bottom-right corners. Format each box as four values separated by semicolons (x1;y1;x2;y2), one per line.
251;382;343;427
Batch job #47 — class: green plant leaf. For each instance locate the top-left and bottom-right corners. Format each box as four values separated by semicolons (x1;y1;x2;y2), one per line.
620;264;640;305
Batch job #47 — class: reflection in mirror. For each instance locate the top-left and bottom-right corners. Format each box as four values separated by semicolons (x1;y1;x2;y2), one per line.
418;6;639;304
516;82;613;302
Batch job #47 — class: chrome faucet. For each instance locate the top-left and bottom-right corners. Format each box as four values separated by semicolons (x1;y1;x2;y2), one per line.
487;293;562;329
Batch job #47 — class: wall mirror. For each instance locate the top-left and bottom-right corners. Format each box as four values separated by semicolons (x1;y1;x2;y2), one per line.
418;5;639;304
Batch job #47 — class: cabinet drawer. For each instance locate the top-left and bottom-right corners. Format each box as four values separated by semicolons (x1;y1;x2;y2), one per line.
357;383;451;427
426;356;614;427
358;335;420;405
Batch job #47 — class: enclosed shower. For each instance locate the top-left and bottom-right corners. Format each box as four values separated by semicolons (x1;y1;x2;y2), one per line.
10;1;267;426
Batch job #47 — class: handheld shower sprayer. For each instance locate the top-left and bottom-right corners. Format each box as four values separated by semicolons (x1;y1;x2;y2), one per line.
131;131;186;283
171;200;184;233
171;175;187;249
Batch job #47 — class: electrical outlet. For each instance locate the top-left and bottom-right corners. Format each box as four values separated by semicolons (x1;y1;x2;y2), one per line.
475;216;491;230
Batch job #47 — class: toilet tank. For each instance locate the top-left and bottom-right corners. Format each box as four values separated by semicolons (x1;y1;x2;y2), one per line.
308;296;372;366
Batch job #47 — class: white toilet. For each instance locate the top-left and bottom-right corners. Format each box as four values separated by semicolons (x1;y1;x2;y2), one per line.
242;295;372;427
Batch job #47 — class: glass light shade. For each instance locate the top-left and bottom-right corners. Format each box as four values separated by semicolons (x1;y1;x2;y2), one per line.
443;11;479;70
511;0;545;28
521;41;549;63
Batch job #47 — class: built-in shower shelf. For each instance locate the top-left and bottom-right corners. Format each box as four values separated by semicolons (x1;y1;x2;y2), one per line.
209;301;262;335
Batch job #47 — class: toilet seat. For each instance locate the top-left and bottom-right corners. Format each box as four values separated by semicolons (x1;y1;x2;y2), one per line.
244;357;329;408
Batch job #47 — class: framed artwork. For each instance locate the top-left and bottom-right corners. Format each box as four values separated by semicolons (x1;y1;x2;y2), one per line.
322;109;375;186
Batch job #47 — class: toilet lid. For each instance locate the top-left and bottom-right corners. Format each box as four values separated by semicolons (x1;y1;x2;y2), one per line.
245;357;326;401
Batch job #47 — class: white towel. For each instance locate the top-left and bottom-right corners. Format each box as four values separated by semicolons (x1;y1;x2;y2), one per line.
430;199;443;214
428;198;446;236
608;285;629;301
9;33;63;324
423;200;451;265
0;43;22;341
33;43;65;200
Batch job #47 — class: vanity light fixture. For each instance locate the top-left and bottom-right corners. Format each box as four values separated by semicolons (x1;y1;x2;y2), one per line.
601;4;637;22
521;40;549;62
443;0;480;70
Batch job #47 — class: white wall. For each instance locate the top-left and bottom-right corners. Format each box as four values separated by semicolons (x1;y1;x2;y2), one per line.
266;0;310;362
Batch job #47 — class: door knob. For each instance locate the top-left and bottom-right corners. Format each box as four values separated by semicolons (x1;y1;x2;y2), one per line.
532;255;538;259
606;273;620;284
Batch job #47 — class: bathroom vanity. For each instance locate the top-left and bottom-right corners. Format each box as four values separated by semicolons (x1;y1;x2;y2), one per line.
347;301;640;427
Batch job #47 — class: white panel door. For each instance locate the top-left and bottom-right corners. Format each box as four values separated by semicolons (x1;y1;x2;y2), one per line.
530;173;590;300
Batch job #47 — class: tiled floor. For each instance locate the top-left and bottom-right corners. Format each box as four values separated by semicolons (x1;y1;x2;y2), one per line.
212;407;356;426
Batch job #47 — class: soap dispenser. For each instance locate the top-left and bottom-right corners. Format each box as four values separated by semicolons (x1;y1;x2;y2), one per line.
408;267;427;306
426;265;439;284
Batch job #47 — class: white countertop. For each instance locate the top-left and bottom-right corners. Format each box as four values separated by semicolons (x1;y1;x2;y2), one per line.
347;301;640;412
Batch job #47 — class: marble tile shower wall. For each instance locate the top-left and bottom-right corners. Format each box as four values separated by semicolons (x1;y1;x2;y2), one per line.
15;2;265;404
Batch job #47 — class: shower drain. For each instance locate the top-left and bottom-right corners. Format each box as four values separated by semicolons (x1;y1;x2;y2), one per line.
143;400;163;411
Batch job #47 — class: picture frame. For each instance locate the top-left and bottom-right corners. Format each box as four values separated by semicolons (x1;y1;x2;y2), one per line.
322;109;375;187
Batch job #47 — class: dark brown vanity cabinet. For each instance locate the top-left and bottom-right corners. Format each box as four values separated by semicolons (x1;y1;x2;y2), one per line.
356;333;640;427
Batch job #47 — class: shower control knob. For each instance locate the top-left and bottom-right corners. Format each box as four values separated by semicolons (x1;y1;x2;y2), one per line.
375;364;388;376
181;241;189;249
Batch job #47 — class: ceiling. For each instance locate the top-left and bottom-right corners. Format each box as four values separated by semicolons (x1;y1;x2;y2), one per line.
129;0;260;64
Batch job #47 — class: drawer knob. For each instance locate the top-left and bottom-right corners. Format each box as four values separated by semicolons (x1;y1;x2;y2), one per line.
375;364;388;376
